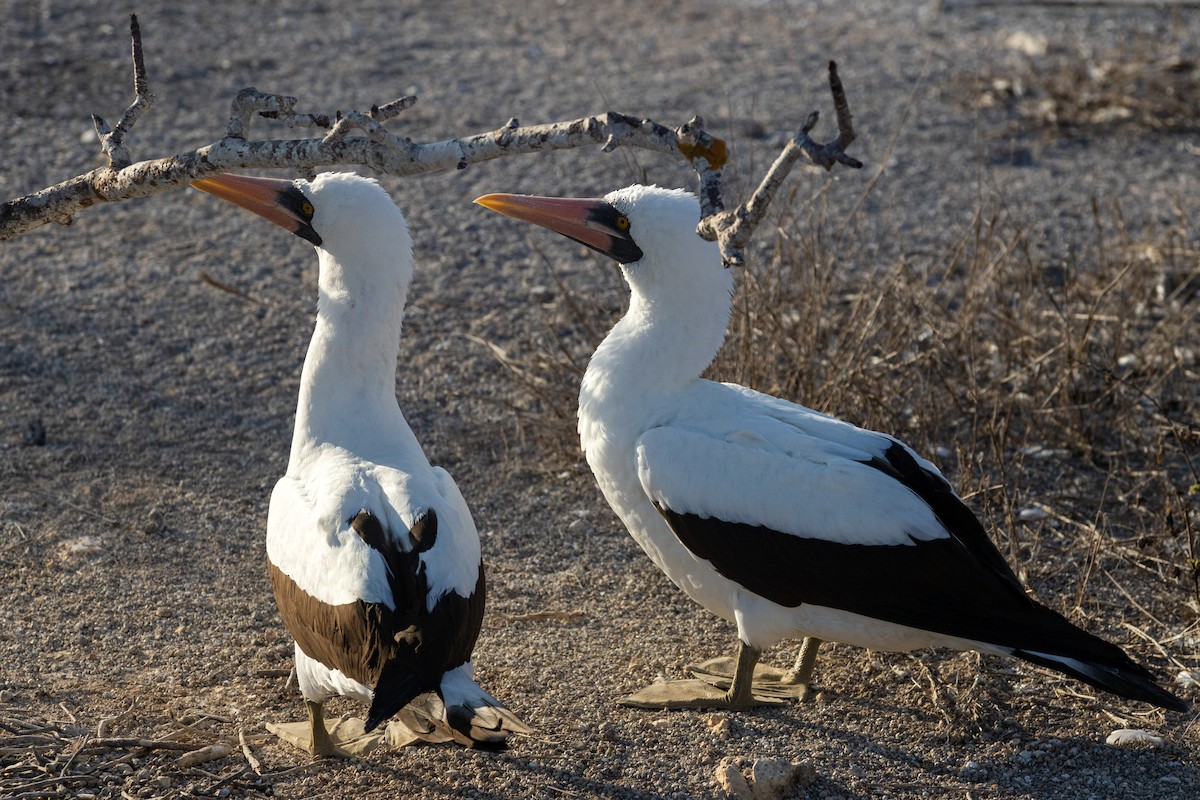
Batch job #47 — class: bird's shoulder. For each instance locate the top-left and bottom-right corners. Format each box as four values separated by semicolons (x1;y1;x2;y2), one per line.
268;445;443;555
669;380;918;467
636;381;960;547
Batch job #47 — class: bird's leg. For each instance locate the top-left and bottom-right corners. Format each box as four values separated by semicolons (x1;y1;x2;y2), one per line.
687;637;821;702
780;637;821;702
266;699;386;757
306;699;341;758
724;640;762;709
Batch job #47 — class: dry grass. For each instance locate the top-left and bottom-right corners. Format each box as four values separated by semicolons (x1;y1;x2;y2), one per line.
960;20;1200;134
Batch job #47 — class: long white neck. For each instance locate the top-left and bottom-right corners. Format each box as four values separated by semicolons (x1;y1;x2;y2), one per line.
290;249;412;465
579;260;733;449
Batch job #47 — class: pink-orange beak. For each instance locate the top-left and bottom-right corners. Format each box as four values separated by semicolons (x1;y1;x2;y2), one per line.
192;174;321;246
474;193;642;264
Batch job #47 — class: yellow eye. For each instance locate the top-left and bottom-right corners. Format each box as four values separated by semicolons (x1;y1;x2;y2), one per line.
615;215;630;230
301;201;315;217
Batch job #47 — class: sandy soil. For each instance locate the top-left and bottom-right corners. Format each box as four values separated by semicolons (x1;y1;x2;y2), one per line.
2;1;1197;798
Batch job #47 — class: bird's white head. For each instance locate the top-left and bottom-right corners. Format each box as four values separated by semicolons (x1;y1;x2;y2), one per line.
474;184;731;319
475;184;734;392
192;171;414;305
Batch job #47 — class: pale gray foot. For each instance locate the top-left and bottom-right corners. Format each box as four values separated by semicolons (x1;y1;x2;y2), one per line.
266;700;382;758
619;641;786;709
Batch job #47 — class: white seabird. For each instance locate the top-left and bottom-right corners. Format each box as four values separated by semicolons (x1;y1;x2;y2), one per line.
475;184;1187;714
193;172;528;755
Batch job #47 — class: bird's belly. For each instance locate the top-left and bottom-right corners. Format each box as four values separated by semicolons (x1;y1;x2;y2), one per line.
735;598;1006;656
592;467;739;624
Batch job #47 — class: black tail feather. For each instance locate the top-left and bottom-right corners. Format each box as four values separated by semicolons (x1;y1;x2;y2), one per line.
1013;647;1186;712
1005;603;1187;713
364;668;425;733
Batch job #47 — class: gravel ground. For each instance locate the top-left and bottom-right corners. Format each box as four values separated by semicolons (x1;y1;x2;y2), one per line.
2;2;1197;798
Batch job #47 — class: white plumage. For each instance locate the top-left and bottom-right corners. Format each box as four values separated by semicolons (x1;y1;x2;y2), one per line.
476;184;1185;714
194;172;527;755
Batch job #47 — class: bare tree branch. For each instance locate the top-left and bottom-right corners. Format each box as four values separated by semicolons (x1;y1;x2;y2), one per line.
698;61;863;267
0;18;860;259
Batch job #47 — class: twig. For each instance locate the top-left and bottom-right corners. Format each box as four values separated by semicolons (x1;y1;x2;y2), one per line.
174;743;232;768
697;61;863;267
84;737;196;751
199;764;249;795
96;698;136;738
1102;568;1169;632
0;12;722;243
55;733;86;777
3;774;100;794
199;270;265;305
253;668;292;679
238;728;263;775
90;15;154;171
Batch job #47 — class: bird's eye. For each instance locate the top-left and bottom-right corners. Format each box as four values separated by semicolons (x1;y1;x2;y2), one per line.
300;201;315;218
615;215;630;230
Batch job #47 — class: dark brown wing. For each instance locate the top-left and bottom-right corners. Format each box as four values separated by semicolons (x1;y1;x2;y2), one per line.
267;508;486;731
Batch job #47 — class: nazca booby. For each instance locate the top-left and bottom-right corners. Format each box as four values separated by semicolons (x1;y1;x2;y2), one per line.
193;172;528;755
475;185;1187;714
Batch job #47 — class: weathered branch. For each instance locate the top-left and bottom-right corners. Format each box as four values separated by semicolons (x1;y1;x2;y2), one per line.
0;19;859;262
91;15;154;170
698;60;862;267
0;20;726;240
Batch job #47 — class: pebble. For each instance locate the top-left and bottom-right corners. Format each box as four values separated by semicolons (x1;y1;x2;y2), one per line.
714;758;753;800
704;714;730;737
752;757;816;797
1106;729;1164;748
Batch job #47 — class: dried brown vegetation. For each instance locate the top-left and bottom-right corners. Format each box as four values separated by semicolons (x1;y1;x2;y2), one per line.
961;21;1200;134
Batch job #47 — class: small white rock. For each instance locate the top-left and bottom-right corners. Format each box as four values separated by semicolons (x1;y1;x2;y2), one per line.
1106;729;1164;748
749;757;816;799
714;758;753;800
1117;353;1139;369
1175;670;1199;689
1018;507;1049;521
1005;31;1048;57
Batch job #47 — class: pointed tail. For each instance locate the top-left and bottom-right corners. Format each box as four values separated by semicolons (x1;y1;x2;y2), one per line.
364;665;424;733
1009;605;1186;712
1014;647;1186;712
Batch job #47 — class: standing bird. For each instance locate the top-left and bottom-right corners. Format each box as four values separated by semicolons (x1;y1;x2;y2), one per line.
193;172;528;756
475;185;1186;714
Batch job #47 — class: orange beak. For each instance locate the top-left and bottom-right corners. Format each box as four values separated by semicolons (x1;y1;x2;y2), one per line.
192;174;321;246
474;193;642;264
